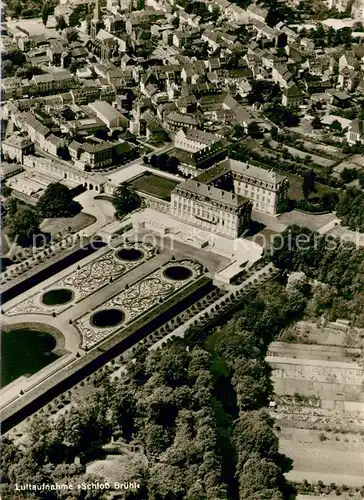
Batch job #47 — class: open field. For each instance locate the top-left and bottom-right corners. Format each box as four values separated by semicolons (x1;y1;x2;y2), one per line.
269;140;335;167
280;320;362;347
272;169;331;202
128;172;178;201
302;140;347;160
268;320;364;488
280;426;364;487
349;154;364;168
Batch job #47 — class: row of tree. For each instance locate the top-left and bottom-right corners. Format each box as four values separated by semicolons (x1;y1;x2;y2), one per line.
309;25;353;48
145;154;180;175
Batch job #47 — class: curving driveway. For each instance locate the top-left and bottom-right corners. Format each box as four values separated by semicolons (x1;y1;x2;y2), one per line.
74;191;116;238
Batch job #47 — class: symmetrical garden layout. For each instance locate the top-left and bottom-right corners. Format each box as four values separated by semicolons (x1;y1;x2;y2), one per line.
5;242;155;317
75;259;202;349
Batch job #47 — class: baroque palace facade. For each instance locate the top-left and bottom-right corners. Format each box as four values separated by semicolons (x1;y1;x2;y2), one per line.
170;159;289;238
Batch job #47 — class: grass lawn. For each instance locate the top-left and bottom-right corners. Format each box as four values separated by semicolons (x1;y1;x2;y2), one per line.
278;170;332;201
167;147;195;166
40;212;96;236
283;171;304;201
129;172;179;201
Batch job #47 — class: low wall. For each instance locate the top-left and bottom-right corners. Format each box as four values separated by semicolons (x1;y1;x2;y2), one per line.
253;210;288;232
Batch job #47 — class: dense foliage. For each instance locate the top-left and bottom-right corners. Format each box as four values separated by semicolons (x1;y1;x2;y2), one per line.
149;154;180;174
113;184;141;220
4;0;56;20
265;106;300;128
336;187;364;232
7;209;41;247
37;183;81;219
3;183;82;248
271;225;364;326
301;169;316;201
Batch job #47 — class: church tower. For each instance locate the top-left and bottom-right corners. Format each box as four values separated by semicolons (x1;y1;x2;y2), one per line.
91;0;103;39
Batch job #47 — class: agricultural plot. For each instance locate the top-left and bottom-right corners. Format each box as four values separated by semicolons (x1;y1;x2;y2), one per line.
267;321;364;488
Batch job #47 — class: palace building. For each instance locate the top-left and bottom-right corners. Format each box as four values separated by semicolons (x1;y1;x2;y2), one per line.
222;158;289;215
170;165;252;239
170;159;289;238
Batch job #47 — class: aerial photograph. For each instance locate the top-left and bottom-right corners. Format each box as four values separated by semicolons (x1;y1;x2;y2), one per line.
0;0;364;497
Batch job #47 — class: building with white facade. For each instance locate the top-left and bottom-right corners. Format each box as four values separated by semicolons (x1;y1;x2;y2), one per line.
170;166;252;239
352;0;364;21
88;100;126;128
170;159;289;236
174;129;222;153
2;134;34;163
222;159;289;215
346;119;364;144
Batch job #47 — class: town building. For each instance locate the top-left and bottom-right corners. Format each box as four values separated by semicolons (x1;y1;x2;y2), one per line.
282;83;303;107
174;129;222;153
88;100;129;128
2;134;34;163
346;119;364;144
69;139;115;170
170;158;289;237
0;162;24;181
164;112;200;131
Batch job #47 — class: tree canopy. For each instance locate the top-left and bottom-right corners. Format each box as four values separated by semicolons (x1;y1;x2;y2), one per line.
7;209;41;247
150;154;180;174
265;105;300;127
113;184;141;220
302;169;316;200
37;183;81;219
271;225;364;326
248;81;281;105
336;187;364;232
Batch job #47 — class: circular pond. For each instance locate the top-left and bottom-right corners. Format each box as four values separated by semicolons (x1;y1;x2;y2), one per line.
163;265;193;281
1;329;59;388
116;248;144;261
42;288;73;306
91;309;125;328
